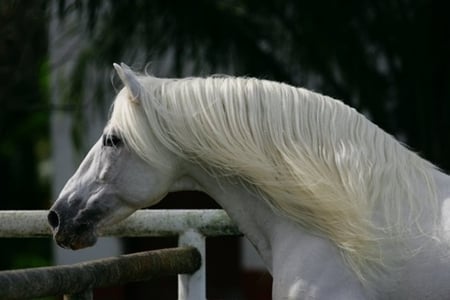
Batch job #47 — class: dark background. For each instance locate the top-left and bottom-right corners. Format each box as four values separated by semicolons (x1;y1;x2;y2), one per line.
0;0;448;298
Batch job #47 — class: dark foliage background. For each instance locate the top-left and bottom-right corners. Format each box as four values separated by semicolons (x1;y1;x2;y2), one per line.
0;0;448;296
61;0;450;170
0;0;50;269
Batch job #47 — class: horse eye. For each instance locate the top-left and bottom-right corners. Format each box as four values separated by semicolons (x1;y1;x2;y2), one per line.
102;134;122;147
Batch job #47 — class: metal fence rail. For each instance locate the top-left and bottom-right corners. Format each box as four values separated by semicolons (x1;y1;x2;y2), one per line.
0;209;240;300
0;209;240;238
0;247;200;300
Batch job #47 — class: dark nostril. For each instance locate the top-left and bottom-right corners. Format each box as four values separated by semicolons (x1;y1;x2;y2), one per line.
48;210;60;229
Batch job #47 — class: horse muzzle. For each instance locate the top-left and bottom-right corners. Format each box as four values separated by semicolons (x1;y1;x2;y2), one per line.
47;209;98;250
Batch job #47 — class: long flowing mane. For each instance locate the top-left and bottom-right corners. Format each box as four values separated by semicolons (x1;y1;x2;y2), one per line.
109;74;438;284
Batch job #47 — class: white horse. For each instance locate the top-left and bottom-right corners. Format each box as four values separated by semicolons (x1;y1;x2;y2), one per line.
49;63;450;299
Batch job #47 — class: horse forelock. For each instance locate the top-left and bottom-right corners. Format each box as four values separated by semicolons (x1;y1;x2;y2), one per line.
109;73;438;285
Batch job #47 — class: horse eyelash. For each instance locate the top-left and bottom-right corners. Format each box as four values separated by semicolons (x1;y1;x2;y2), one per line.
102;134;122;147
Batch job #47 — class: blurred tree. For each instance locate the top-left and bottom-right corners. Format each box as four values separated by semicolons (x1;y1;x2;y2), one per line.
0;0;51;268
58;0;450;170
36;0;450;298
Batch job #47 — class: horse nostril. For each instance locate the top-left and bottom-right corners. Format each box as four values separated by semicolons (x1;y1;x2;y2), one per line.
47;210;60;229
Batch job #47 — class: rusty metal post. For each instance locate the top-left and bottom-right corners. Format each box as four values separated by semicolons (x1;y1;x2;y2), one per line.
0;247;200;300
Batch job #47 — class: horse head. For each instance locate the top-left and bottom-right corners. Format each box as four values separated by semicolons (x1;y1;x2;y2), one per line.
48;64;179;249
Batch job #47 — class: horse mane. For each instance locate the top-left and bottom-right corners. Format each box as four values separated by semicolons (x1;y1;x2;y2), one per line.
109;74;438;284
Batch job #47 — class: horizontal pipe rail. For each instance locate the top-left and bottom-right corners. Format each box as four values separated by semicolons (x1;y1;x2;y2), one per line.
0;247;201;300
0;209;240;237
0;209;239;299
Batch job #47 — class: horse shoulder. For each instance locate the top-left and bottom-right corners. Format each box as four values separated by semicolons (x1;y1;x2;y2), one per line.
270;225;370;299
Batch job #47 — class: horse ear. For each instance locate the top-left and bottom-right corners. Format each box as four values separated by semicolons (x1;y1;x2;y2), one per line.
113;63;142;104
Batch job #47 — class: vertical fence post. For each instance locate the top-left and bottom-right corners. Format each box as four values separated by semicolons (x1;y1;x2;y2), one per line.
178;230;206;300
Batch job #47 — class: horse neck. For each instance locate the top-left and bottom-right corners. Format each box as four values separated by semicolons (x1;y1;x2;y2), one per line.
179;165;276;271
176;162;353;280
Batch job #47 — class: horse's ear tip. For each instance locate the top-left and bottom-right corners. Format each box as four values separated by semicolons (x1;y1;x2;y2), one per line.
120;62;131;70
113;62;131;71
113;63;122;73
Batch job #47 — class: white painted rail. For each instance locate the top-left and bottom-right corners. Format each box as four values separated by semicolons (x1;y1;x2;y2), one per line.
0;209;241;300
0;209;240;237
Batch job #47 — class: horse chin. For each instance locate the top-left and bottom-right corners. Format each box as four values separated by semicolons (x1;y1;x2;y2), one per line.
54;226;98;250
69;234;98;250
